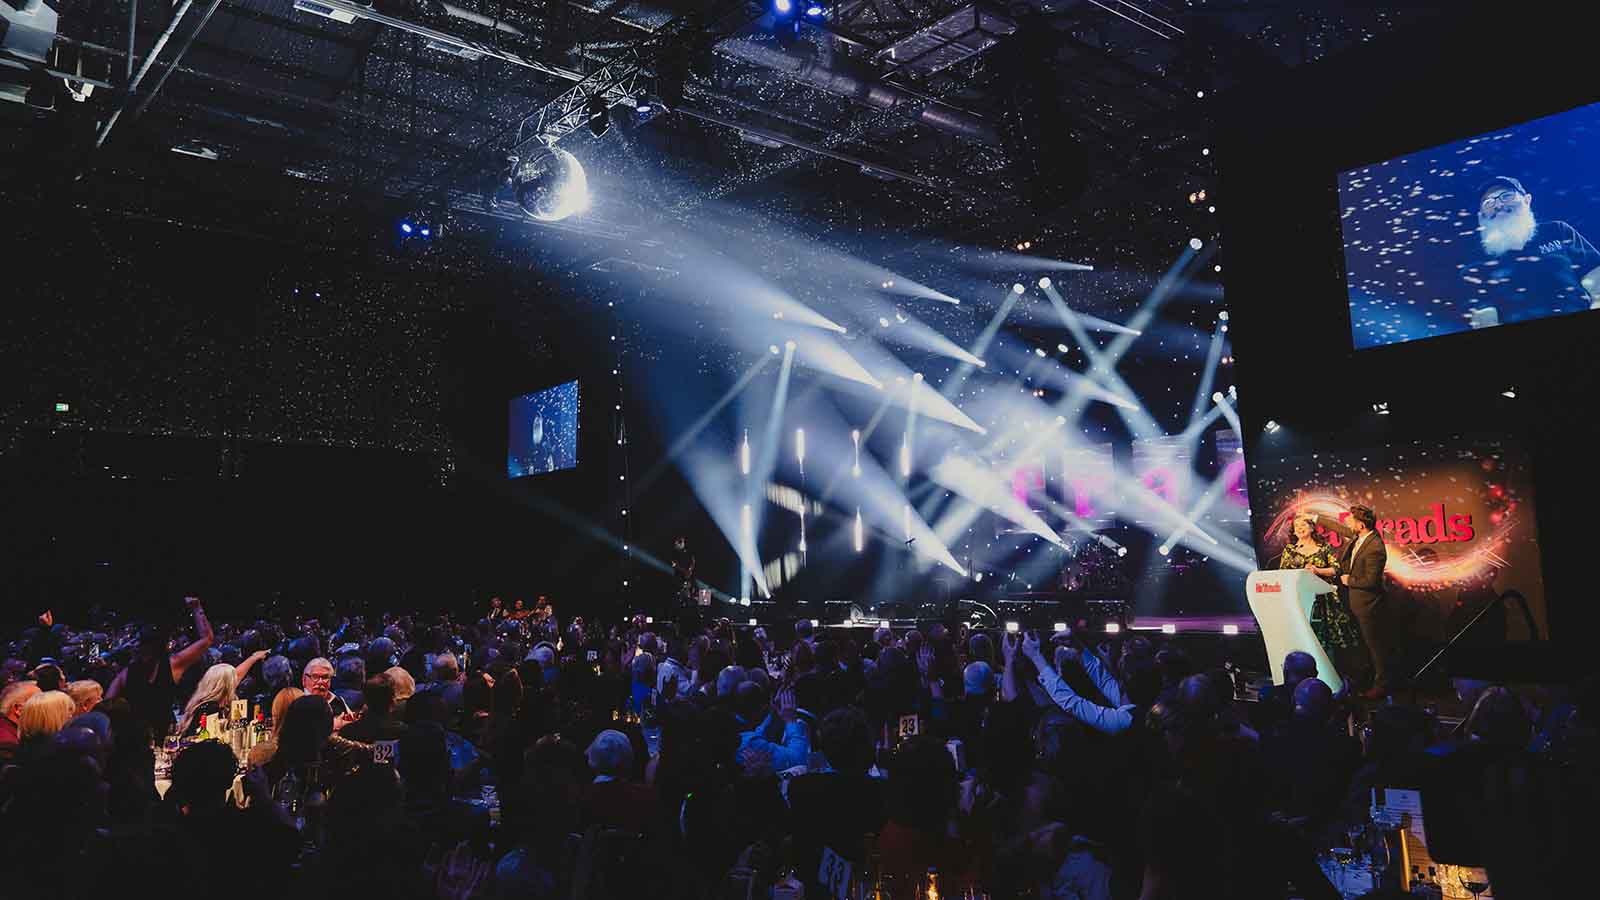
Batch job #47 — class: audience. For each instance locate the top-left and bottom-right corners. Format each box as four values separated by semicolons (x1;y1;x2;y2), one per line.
1;602;1592;900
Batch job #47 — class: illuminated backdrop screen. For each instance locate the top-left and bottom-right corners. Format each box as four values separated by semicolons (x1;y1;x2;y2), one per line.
508;380;580;478
1249;436;1546;641
1339;100;1600;349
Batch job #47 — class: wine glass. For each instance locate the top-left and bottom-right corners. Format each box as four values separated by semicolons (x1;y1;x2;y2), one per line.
1459;875;1490;899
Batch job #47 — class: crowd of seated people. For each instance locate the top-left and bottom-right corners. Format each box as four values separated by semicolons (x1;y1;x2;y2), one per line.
1;597;1597;900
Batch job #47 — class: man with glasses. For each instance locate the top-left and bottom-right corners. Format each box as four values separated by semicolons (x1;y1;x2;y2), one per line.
302;656;353;721
1463;175;1600;327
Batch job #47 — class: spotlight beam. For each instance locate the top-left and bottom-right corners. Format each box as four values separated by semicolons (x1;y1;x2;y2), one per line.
1212;391;1244;441
943;284;1027;401
743;342;798;598
1187;325;1226;429
1158;467;1237;553
635;354;771;493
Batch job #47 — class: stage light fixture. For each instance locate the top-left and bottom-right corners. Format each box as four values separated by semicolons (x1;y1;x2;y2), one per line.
1012;283;1026;294
804;2;824;16
769;344;780;355
1159;545;1170;555
400;221;414;235
1218;310;1229;321
1202;148;1210;156
785;340;796;351
1116;547;1128;557
586;95;610;137
1501;387;1517;399
1189;238;1203;250
1005;621;1020;633
1264;420;1281;434
1223;624;1240;636
1373;402;1390;415
773;0;793;13
810;619;820;628
54;402;69;413
1034;348;1046;358
1038;276;1051;289
974;572;983;582
1211;391;1224;404
1161;623;1177;634
1057;344;1069;353
1053;622;1068;633
749;618;758;625
1105;622;1121;634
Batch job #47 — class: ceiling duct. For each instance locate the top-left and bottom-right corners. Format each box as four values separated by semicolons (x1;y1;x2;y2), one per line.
876;5;1015;76
717;37;999;145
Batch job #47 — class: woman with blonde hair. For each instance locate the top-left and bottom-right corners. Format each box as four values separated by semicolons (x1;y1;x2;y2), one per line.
18;690;77;742
384;666;416;717
65;680;104;714
176;663;239;738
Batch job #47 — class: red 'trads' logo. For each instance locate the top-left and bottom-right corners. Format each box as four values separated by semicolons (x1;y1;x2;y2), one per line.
1254;582;1281;593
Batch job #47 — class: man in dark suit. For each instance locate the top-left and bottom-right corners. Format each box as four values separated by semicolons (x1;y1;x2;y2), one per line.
1313;505;1390;699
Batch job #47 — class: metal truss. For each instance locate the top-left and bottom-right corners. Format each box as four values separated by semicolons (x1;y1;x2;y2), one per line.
513;45;645;152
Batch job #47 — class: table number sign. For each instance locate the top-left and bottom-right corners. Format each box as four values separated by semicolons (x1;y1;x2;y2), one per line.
818;846;853;900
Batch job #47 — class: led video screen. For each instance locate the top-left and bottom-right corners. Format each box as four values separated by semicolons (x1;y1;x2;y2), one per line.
1339;100;1600;349
508;380;579;478
1248;435;1546;641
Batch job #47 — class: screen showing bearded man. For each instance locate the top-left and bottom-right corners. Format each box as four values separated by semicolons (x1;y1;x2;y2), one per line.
1338;99;1600;349
1461;175;1600;327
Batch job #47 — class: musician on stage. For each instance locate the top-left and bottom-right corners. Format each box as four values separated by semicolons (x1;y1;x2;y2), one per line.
1308;505;1390;699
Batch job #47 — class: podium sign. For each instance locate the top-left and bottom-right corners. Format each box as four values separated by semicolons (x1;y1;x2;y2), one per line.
1244;569;1343;695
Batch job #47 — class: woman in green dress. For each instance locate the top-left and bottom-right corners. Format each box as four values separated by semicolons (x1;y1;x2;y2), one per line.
1277;516;1366;683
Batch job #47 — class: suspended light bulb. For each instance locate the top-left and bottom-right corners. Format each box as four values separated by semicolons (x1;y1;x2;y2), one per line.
899;440;911;478
740;430;751;476
854;508;864;553
851;429;861;478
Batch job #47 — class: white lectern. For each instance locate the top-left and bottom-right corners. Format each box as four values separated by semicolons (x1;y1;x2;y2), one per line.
1244;569;1343;695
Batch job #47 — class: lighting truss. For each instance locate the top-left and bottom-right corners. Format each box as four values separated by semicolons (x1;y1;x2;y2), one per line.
511;0;764;151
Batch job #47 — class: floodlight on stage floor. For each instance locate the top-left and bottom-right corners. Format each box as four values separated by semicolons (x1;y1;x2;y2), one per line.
1105;623;1120;634
1012;283;1026;294
1223;624;1239;636
1161;624;1177;634
1039;277;1051;289
1053;622;1067;633
1005;621;1020;633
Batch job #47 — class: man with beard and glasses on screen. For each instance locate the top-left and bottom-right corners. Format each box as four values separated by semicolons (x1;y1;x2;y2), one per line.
1461;176;1600;328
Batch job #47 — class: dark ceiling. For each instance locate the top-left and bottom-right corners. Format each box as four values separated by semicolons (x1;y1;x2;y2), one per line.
3;0;1435;241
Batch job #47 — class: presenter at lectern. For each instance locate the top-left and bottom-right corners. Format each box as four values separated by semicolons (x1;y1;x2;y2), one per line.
1276;516;1366;687
1309;506;1390;699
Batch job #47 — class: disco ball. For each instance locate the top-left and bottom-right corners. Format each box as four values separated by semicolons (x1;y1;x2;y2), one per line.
511;143;590;222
